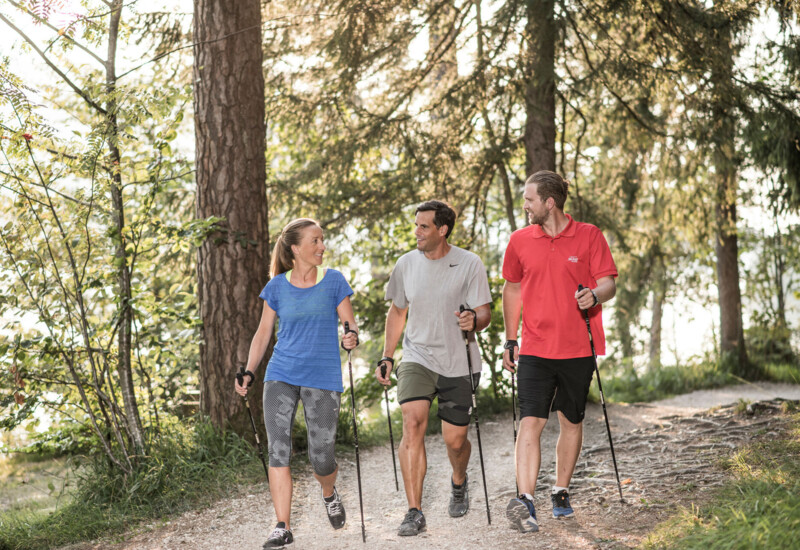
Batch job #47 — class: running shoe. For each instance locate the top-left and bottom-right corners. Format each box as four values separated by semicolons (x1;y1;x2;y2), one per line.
506;495;539;533
263;522;293;548
448;473;470;517
323;487;346;529
398;508;426;536
551;489;575;518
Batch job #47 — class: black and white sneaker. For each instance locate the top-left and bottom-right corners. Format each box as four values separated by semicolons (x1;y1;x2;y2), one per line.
448;473;470;517
323;487;346;529
398;508;426;536
263;522;293;548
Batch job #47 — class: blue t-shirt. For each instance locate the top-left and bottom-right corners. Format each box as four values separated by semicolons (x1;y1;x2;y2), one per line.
260;268;353;392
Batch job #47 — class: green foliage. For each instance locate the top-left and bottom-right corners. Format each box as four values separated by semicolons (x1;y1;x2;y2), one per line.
19;423;98;459
595;359;734;403
643;412;800;550
1;2;198;469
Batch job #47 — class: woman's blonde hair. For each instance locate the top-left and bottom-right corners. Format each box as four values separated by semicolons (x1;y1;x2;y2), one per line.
270;218;321;277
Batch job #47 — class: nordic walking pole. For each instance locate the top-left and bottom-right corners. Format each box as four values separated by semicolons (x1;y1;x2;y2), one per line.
344;322;367;543
378;359;399;491
235;367;270;484
577;285;624;503
460;305;491;525
503;341;519;496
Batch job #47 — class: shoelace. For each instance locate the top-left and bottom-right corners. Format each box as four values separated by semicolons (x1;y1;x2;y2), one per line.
553;493;570;507
451;485;467;502
268;528;290;541
326;498;343;516
403;510;420;524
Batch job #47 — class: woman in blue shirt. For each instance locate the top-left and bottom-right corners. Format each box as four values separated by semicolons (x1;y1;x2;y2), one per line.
235;218;358;548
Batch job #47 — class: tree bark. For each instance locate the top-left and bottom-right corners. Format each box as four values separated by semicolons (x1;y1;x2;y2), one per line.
648;260;666;371
194;0;270;435
712;24;749;375
523;0;556;176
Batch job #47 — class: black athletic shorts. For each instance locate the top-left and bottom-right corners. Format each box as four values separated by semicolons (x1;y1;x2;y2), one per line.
517;355;594;424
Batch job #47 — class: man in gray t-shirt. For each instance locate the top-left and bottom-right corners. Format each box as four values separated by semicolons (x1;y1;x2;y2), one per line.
375;200;492;536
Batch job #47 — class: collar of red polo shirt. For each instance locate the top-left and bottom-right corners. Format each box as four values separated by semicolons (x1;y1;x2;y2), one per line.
530;213;576;239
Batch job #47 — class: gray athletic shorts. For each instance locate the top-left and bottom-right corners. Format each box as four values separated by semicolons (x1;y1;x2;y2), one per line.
396;361;479;427
263;380;341;475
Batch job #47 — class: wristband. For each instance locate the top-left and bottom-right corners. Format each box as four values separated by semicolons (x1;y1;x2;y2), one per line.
377;356;395;378
503;340;518;352
590;288;599;307
236;369;255;387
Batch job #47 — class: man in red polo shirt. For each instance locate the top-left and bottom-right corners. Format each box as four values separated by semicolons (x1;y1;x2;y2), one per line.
502;170;617;533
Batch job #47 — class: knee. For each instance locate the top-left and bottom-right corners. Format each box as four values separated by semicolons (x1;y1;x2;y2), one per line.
402;416;427;438
445;434;469;455
308;442;337;477
558;412;583;433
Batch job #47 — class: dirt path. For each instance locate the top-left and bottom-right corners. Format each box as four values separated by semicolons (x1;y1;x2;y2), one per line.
71;384;800;550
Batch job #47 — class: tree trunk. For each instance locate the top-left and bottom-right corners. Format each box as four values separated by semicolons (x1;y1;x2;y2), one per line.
648;282;665;370
712;24;749;375
194;0;270;435
429;0;458;199
523;0;556;176
107;0;145;455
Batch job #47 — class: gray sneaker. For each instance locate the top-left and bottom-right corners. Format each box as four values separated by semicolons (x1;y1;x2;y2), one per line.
323;487;346;529
263;523;293;548
448;474;469;517
398;508;426;536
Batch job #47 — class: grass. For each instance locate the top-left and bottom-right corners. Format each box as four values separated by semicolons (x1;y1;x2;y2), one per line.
594;359;800;404
642;412;800;550
0;418;265;550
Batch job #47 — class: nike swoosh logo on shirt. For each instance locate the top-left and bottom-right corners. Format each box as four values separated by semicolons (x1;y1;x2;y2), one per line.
449;263;459;267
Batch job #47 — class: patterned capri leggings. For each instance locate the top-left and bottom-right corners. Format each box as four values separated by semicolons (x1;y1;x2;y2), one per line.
263;380;341;476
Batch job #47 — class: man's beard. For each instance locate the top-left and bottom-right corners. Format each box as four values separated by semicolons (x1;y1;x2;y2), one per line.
530;209;549;226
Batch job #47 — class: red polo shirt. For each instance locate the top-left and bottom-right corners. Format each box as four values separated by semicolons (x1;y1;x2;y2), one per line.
502;214;617;358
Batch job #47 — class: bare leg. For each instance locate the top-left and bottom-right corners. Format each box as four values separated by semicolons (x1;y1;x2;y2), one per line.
399;400;430;510
314;465;338;498
269;466;293;529
555;412;583;488
516;416;548;495
442;421;470;485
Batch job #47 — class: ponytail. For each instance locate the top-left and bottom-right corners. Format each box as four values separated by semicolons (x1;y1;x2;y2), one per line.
270;218;320;278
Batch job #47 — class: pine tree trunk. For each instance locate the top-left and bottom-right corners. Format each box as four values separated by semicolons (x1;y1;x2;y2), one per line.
523;0;556;176
193;0;270;435
648;286;664;370
712;24;749;375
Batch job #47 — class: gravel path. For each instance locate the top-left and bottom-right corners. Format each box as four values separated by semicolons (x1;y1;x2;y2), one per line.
68;384;800;550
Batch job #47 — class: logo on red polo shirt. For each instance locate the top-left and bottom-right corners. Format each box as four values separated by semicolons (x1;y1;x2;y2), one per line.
568;256;579;263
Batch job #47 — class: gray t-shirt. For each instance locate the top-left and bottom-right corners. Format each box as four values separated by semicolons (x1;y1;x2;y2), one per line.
385;245;492;377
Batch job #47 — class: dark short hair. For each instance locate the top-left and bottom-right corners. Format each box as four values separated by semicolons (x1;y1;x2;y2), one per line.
415;200;456;238
525;170;569;210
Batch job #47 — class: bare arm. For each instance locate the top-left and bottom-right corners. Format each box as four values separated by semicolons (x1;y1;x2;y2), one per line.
502;281;522;372
235;301;277;396
575;276;616;310
375;302;408;385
